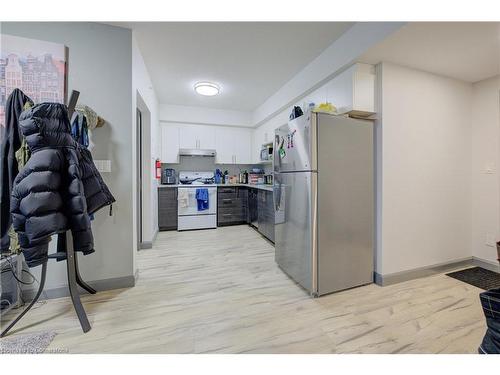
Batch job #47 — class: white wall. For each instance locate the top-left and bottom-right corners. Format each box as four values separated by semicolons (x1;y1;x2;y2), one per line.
254;60;477;277
252;22;404;126
132;34;160;256
470;75;500;265
378;63;473;276
251;63;375;162
2;22;135;290
160;104;252;127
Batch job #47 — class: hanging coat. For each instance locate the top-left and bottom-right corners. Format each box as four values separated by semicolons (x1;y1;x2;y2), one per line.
10;103;115;267
0;89;33;253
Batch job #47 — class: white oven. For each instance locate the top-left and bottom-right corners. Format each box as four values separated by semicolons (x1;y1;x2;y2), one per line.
177;185;217;231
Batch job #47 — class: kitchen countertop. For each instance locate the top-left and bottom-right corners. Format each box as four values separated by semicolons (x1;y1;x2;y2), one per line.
159;183;274;192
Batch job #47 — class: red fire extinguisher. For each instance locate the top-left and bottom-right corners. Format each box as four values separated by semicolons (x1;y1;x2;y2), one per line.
155;159;161;179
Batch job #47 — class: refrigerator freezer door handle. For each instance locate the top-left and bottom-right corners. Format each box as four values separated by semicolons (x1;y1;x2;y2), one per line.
274;134;281;171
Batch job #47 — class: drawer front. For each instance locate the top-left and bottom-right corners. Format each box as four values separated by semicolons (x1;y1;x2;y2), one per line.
218;197;247;209
218;206;247;217
217;187;237;198
218;207;247;224
218;186;248;199
218;213;244;225
218;187;237;194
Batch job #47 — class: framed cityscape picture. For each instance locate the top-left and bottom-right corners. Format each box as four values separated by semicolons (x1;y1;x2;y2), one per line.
0;34;68;128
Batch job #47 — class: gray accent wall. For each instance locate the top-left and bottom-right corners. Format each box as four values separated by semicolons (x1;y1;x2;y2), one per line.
1;22;135;292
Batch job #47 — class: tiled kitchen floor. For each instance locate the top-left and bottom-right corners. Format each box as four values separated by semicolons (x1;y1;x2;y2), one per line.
1;225;486;353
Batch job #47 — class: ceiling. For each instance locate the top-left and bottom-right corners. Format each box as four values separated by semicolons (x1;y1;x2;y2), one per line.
110;22;354;111
360;22;500;83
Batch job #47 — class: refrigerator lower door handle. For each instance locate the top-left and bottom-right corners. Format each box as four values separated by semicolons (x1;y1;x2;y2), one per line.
311;171;319;296
274;183;281;211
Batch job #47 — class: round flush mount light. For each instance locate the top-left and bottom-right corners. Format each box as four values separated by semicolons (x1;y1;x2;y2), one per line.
194;82;220;96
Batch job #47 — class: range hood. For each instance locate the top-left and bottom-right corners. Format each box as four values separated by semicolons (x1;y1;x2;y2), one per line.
178;148;216;157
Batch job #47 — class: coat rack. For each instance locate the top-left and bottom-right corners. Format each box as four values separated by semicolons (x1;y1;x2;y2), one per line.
1;90;95;338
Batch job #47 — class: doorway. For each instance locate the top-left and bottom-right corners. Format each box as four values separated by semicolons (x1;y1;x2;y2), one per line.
136;108;143;248
135;92;153;250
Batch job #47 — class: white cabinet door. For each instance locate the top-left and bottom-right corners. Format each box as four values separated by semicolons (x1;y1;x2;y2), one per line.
232;128;252;164
215;127;235;164
197;126;216;149
179;125;198;149
329;63;375;116
161;125;180;163
215;127;252;164
179;124;216;149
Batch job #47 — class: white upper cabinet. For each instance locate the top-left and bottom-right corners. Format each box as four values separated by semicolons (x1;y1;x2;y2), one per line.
215;127;235;164
197;126;216;150
215;127;252;164
178;125;198;149
160;123;252;165
179;125;215;150
160;124;180;163
232;128;252;164
179;125;216;150
329;63;375;117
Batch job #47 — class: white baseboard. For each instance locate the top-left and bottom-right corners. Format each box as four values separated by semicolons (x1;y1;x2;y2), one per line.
472;257;500;272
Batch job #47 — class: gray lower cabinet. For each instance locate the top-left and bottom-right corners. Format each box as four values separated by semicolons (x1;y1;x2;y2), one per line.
257;189;275;243
158;187;178;230
217;187;248;226
248;188;258;228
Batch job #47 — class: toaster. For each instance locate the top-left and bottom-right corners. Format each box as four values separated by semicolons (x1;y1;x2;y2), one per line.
161;168;176;185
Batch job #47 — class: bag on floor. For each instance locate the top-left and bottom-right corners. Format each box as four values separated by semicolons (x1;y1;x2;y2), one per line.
479;288;500;354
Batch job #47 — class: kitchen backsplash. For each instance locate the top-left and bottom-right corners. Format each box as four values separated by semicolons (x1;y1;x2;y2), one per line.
162;156;273;177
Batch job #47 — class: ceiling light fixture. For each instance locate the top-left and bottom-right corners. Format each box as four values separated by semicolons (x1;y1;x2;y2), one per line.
194;82;220;96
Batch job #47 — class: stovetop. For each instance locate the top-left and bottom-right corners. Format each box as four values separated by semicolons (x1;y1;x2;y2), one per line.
178;171;216;186
179;180;215;185
178;183;217;187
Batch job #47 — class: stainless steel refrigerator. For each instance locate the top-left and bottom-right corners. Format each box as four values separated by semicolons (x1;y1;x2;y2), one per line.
273;112;374;297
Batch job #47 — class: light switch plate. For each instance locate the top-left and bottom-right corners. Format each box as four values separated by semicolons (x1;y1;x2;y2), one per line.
94;159;111;173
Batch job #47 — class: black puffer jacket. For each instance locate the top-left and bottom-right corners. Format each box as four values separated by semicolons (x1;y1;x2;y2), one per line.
10;103;115;267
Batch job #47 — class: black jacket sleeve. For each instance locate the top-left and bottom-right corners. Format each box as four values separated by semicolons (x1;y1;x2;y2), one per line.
0;89;33;251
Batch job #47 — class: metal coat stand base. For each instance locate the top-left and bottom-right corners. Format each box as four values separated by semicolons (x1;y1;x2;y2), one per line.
0;233;95;337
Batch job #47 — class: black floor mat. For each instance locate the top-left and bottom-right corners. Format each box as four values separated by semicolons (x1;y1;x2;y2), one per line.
446;267;500;290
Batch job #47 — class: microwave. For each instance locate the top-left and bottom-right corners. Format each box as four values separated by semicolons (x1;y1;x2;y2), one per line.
260;145;273;161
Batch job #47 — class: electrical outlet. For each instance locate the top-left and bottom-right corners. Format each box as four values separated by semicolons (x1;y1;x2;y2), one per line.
485;233;496;247
483;162;495;174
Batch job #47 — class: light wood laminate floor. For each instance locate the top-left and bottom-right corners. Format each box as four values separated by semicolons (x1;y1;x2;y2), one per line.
1;225;486;353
